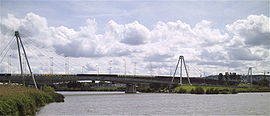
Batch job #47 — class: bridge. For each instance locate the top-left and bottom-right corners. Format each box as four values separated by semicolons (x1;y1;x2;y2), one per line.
0;73;235;93
0;31;239;93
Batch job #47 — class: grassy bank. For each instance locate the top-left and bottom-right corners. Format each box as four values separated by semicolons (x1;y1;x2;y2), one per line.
173;85;270;94
0;85;64;115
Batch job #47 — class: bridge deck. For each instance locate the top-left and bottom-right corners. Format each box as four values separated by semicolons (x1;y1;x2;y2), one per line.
0;73;238;86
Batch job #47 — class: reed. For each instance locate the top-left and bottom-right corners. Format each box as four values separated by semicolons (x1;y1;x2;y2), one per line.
0;85;64;115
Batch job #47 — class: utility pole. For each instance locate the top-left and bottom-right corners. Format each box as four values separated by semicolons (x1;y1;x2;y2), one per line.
81;66;84;73
50;57;54;74
169;65;172;76
123;59;126;75
96;64;99;75
109;60;112;74
158;64;161;76
65;57;69;74
134;62;137;76
150;62;153;76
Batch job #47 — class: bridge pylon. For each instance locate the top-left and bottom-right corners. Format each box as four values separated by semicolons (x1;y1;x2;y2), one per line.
170;55;192;86
247;67;253;86
14;31;38;89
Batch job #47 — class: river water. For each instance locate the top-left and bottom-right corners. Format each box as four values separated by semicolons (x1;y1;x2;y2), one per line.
37;92;270;115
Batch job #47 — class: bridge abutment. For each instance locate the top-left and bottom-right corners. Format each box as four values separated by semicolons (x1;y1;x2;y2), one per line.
125;83;136;93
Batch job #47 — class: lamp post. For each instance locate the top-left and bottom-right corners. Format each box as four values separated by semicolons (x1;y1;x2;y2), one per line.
124;59;126;75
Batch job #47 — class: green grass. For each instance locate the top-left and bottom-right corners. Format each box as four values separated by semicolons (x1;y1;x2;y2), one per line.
0;85;64;115
173;84;270;94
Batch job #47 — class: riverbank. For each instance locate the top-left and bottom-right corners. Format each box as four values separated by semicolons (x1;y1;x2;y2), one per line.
173;85;270;94
0;85;64;115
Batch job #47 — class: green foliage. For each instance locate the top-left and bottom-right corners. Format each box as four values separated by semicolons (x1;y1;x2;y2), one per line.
42;86;55;93
48;92;65;102
219;89;230;94
0;85;64;115
205;88;219;94
176;88;187;93
231;89;238;94
0;97;18;115
171;85;266;94
255;79;270;86
238;83;252;87
191;87;205;94
137;86;152;93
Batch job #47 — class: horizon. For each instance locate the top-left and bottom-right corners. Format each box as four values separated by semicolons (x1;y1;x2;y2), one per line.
0;0;269;76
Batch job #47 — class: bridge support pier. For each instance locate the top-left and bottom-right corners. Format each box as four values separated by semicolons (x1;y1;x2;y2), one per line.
125;83;136;93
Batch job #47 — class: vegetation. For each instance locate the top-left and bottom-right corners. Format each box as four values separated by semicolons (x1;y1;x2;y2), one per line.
173;84;270;94
56;87;126;91
190;87;205;94
0;85;64;115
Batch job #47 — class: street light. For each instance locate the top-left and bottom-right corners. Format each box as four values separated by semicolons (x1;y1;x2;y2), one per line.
134;62;136;76
123;59;126;75
109;60;112;74
96;64;99;75
49;57;53;74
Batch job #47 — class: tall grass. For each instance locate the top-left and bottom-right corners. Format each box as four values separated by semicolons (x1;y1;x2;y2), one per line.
0;85;64;115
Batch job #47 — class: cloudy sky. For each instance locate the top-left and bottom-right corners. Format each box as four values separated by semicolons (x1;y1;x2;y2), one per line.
0;0;269;76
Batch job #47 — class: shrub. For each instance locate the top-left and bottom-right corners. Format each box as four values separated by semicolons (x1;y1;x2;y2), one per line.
49;92;65;102
42;86;55;93
230;89;238;94
191;87;205;94
190;88;195;94
219;89;230;94
0;86;64;115
177;88;187;93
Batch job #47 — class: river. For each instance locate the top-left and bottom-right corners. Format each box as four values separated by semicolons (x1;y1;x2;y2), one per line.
37;92;270;115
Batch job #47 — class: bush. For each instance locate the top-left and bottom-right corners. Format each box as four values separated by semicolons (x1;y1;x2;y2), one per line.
206;88;219;94
191;87;205;94
49;92;65;102
0;86;64;115
42;86;55;93
219;89;230;94
177;88;187;93
230;89;238;94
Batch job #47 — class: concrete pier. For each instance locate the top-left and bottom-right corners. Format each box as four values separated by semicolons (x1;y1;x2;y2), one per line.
125;83;136;93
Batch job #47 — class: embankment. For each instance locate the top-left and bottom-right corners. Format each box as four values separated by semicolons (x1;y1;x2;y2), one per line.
173;85;270;94
0;85;64;115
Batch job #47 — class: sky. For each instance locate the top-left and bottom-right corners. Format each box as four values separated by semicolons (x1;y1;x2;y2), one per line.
0;0;269;76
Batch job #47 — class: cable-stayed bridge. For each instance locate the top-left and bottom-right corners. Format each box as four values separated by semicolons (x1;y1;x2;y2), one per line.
0;73;237;93
0;31;239;93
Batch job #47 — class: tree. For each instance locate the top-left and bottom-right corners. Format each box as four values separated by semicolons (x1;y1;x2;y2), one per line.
218;73;223;81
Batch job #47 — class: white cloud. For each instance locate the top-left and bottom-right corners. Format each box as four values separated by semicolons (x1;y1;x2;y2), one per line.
227;47;262;60
1;13;269;76
0;62;9;73
108;20;150;45
226;14;270;47
226;14;269;62
194;20;229;46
